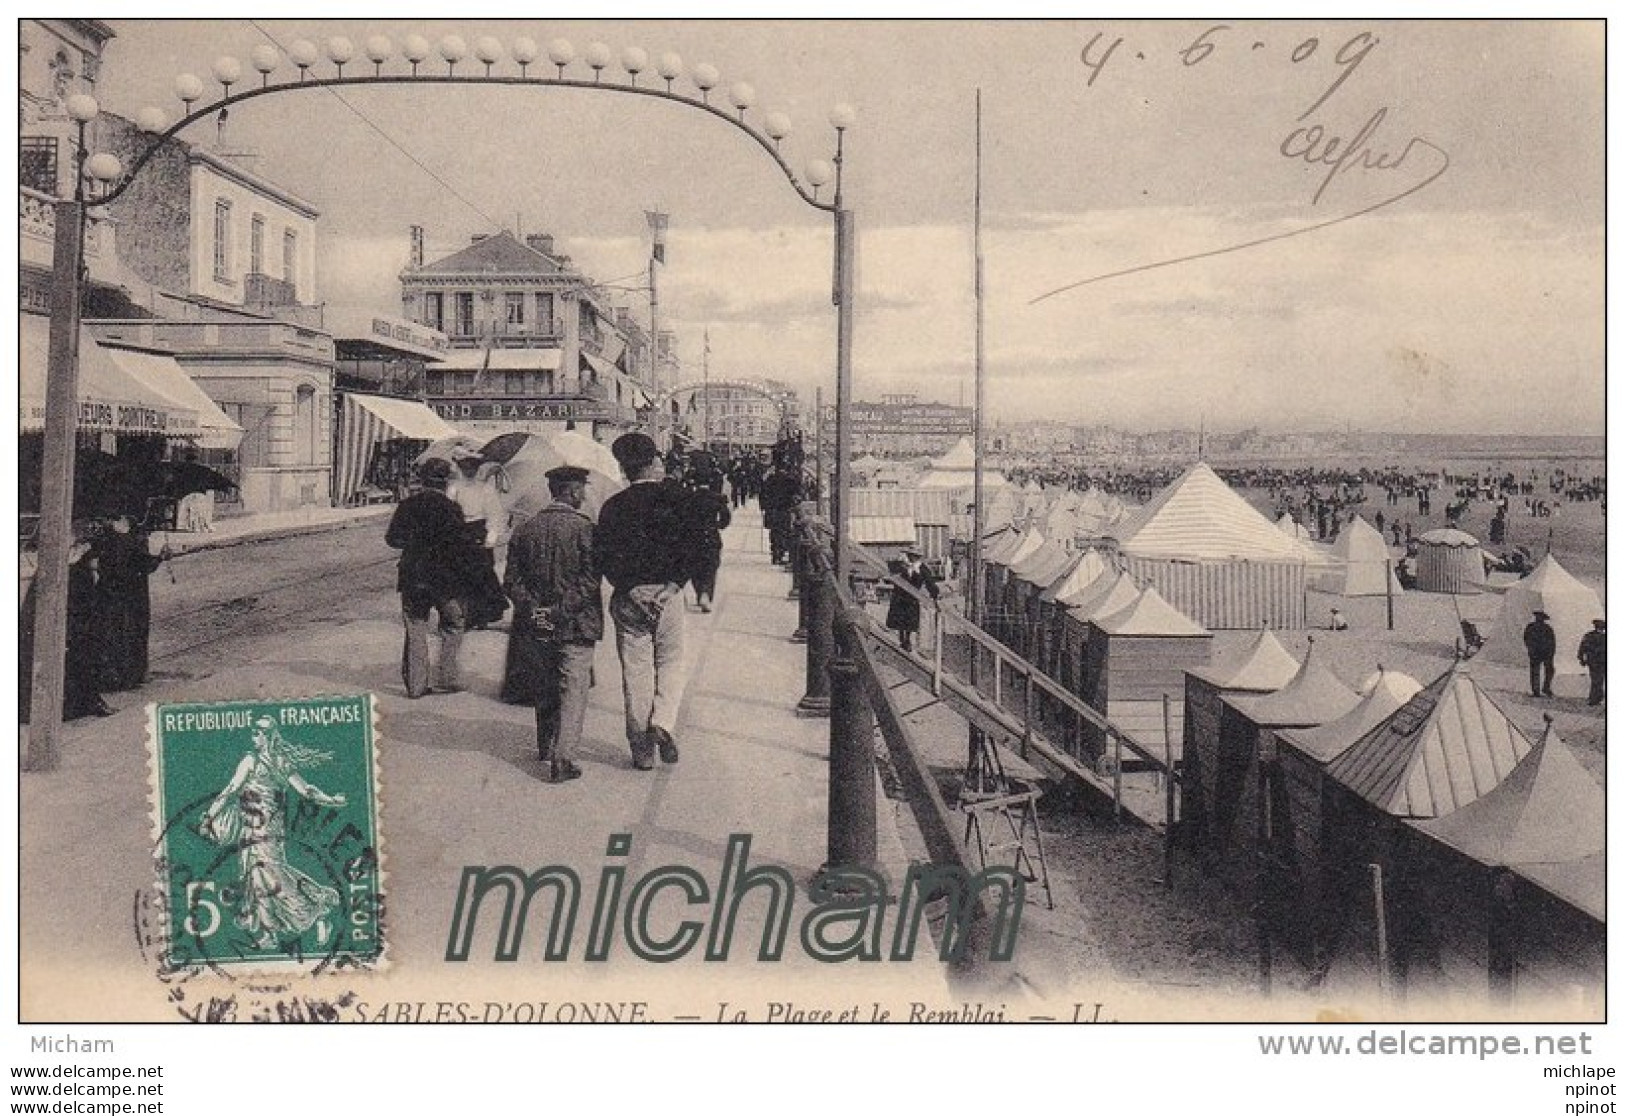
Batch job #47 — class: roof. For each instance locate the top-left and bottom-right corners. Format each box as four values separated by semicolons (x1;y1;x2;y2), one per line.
436;347;564;372
1065;570;1141;624
413;230;566;277
1325;664;1534;819
1418;527;1480;547
1042;550;1110;604
933;436;976;469
1278;668;1424;765
1108;462;1312;561
1227;639;1359;728
995;527;1046;569
1413;721;1602;866
850;516;917;545
1093;585;1208;636
849;488;960;524
1188;628;1301;690
1011;539;1072;583
1515;854;1605;924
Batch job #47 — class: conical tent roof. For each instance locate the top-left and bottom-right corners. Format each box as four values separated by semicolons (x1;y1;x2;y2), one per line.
1094;585;1208;636
922;436;1008;489
1480;555;1603;674
998;527;1045;570
1277;514;1313;541
1042;550;1110;604
984;525;1033;564
933;436;976;470
1190;628;1301;690
1328;516;1405;596
1108;463;1310;560
1279;668;1424;765
1012;538;1071;583
1228;640;1360;728
1325;664;1533;819
1414;721;1603;866
1065;570;1140;623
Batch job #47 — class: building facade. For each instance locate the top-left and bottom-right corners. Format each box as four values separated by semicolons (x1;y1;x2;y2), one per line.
664;378;800;452
399;228;652;439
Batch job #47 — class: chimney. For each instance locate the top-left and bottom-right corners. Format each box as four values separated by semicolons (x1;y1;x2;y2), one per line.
526;233;555;257
409;225;424;269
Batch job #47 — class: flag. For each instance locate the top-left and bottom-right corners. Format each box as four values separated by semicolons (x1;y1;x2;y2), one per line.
646;210;668;266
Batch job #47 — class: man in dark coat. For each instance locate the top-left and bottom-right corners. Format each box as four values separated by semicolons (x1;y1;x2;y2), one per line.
385;458;470;698
595;432;699;770
757;464;801;566
1578;618;1606;706
504;466;603;783
886;548;940;652
686;475;732;612
1522;609;1557;698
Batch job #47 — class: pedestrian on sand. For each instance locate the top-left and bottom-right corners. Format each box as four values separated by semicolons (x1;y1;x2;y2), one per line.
504;466;603;783
1522;608;1557;698
595;432;701;770
385;458;471;698
1578;618;1606;706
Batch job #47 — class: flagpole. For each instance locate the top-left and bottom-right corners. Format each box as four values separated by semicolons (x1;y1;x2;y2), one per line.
971;88;986;626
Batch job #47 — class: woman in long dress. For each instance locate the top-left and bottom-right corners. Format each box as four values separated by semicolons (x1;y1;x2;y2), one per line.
200;717;346;948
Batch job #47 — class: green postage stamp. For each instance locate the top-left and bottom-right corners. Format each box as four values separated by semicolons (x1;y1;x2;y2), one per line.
148;695;384;973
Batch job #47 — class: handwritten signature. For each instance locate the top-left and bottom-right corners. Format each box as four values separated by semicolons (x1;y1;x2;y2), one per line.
1281;106;1440;206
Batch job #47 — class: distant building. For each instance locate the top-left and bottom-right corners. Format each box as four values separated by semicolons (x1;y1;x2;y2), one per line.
666;378;799;451
400;228;652;439
824;393;973;458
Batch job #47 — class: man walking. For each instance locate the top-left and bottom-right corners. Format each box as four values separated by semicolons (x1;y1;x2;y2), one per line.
1578;618;1606;706
505;466;602;783
1522;608;1557;698
595;433;699;770
385;458;469;698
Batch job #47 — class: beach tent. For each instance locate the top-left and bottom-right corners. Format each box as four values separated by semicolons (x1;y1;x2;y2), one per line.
1211;641;1360;888
921;436;1009;490
1414;527;1484;594
1479;554;1603;677
1325;516;1405;597
1037;550;1110;679
1009;539;1075;660
1277;514;1313;541
1271;668;1423;959
1182;628;1301;850
1078;587;1212;763
1059;570;1140;698
1398;722;1604;1005
1106;463;1309;628
985;527;1045;643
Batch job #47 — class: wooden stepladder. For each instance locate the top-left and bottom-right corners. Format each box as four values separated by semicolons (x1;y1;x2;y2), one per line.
958;728;1054;910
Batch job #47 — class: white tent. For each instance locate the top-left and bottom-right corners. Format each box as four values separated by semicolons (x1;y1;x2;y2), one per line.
920;436;1009;490
1326;516;1405;597
1480;555;1604;676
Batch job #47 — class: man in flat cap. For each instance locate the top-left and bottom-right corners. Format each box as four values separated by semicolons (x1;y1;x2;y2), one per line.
595;432;700;770
1522;608;1557;698
1578;618;1606;706
504;465;603;783
385;458;471;698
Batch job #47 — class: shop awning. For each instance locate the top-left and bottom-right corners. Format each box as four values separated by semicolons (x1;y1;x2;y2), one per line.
436;347;563;371
100;348;244;450
20;314;198;437
580;350;621;382
334;392;461;505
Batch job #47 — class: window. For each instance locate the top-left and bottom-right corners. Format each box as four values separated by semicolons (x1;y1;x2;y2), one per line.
282;229;297;285
425;370;445;396
20;137;57;194
504;370;525;395
454;293;475;336
535;292;555;335
505;292;525;329
250;215;265;276
293;385;318;466
213;199;233;282
423;292;444;332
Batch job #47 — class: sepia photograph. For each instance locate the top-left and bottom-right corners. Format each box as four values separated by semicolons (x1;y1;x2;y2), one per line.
13;15;1606;1061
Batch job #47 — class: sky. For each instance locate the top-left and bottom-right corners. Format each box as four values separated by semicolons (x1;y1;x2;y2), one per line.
89;18;1606;435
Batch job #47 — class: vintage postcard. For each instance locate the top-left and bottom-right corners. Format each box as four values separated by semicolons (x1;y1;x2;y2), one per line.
16;18;1605;1026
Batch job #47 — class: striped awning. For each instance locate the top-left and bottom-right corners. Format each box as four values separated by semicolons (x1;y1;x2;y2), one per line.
333;393;460;505
20;314;198;437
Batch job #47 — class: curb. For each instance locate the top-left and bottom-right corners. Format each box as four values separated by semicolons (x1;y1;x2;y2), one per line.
158;507;394;558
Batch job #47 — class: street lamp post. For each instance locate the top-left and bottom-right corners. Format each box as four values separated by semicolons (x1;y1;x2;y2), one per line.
21;31;856;770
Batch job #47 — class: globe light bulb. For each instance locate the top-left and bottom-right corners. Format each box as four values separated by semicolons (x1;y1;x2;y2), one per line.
621;46;648;77
729;81;755;113
805;159;833;188
829;102;857;130
135;106;167;132
692;62;720;91
440;35;468;64
657;52;683;83
585;42;613;72
64;93;100;122
547;38;575;67
365;36;393;65
288;40;319;70
764;111;792;140
512;36;539;66
326;37;355;65
174;74;204;103
475;36;503;66
212;57;243;86
250;45;280;75
403;35;431;64
86;152;123;182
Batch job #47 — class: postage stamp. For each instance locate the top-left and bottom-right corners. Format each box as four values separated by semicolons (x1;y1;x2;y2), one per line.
147;695;384;975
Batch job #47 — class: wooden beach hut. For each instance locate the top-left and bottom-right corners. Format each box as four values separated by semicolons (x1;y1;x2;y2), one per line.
1319;664;1534;994
1211;641;1360;894
1037;549;1109;680
1401;722;1604;1008
1009;538;1075;661
1059;569;1141;698
1079;586;1212;767
1181;629;1301;853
